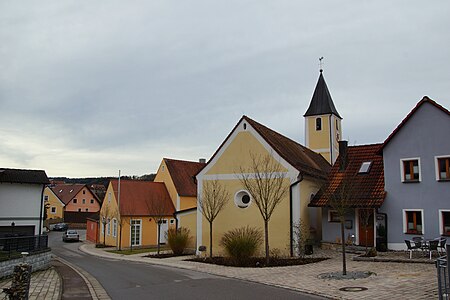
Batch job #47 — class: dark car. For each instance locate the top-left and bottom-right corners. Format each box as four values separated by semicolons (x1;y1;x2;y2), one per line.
62;230;80;242
53;223;69;231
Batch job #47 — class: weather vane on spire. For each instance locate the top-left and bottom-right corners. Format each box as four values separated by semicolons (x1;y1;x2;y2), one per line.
319;57;324;73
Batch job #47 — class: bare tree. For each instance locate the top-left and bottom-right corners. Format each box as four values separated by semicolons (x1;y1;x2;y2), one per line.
237;153;288;265
327;175;356;276
198;180;230;257
100;204;112;246
145;196;174;255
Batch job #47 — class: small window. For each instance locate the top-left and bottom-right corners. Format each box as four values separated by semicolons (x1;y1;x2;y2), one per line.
108;192;111;203
51;207;56;213
328;210;340;223
316;118;322;131
73;199;77;204
441;211;450;236
170;219;175;224
83;190;86;194
85;208;89;212
359;161;372;174
404;210;423;234
243;123;247;130
69;189;73;193
82;199;86;204
437;157;450;180
401;158;420;182
90;199;94;204
113;219;117;237
44;195;49;201
234;190;252;209
161;166;165;172
78;208;82;212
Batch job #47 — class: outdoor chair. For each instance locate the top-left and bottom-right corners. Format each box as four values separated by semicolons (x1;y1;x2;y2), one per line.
427;240;439;259
405;240;420;259
437;238;447;254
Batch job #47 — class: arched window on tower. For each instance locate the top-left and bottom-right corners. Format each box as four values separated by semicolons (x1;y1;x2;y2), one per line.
316;117;322;131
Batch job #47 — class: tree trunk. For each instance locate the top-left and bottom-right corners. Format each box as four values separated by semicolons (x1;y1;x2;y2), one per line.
209;221;213;258
340;221;347;275
264;220;270;265
103;224;106;246
157;222;161;255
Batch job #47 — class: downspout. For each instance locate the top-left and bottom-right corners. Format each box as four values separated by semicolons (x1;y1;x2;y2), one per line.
38;184;45;247
329;115;333;164
290;173;304;257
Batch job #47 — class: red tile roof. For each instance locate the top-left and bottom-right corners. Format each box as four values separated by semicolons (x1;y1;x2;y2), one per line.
111;180;175;216
309;143;386;208
164;158;205;197
51;184;85;205
200;116;330;180
379;96;450;154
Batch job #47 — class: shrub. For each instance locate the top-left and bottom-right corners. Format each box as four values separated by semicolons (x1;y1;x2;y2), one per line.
166;227;191;255
220;226;262;266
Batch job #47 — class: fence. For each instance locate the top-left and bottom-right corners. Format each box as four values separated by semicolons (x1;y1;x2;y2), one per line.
0;235;49;260
437;245;450;300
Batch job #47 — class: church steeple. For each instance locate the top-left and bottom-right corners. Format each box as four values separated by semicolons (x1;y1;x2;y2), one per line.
304;70;341;118
304;67;342;165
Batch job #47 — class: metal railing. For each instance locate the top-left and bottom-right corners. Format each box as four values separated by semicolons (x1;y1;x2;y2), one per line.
0;235;49;260
436;245;450;300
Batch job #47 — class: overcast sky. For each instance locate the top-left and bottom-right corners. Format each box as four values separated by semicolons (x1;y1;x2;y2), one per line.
1;1;449;178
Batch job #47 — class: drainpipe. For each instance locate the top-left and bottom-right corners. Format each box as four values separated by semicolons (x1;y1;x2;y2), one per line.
290;173;304;257
38;184;45;247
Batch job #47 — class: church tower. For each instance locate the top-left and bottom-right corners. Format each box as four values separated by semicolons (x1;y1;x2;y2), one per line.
304;69;342;165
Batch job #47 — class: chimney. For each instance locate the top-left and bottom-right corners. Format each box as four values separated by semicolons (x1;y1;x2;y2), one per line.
199;158;206;164
338;140;348;171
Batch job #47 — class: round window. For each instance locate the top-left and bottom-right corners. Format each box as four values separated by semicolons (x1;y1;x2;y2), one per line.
234;190;252;209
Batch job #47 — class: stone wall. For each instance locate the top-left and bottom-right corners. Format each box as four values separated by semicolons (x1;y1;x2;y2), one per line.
0;249;52;279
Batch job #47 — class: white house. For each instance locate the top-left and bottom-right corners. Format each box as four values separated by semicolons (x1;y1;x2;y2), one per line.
0;168;50;237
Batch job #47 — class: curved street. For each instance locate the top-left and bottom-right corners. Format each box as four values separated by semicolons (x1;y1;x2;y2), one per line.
49;230;324;300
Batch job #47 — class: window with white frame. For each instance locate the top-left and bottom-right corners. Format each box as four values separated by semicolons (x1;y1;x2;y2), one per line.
101;222;104;234
44;195;49;201
82;199;86;204
403;209;424;234
439;210;450;236
436;156;450;181
131;220;142;246
51;207;56;214
400;158;421;182
112;219;117;237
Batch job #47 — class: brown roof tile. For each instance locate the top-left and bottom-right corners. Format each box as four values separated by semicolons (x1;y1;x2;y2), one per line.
244;116;331;180
51;184;85;205
310;143;386;208
0;168;49;184
164;158;205;197
111;180;175;216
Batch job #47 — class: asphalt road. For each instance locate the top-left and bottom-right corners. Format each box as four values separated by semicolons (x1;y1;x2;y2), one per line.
49;230;325;300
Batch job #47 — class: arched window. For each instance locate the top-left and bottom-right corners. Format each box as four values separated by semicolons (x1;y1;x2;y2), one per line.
316;118;322;131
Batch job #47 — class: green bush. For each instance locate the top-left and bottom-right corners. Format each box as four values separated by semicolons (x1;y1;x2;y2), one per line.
166;227;191;255
220;226;262;266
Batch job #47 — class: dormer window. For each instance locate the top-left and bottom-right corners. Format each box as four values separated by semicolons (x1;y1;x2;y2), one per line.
316;118;322;131
359;162;372;174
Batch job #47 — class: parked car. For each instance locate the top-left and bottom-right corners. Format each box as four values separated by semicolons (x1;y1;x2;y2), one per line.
62;230;79;242
53;223;69;231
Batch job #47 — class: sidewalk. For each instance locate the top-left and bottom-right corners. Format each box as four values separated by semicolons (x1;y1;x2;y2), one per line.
80;243;439;300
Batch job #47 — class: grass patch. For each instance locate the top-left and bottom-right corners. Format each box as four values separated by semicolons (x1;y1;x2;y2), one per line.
107;246;170;255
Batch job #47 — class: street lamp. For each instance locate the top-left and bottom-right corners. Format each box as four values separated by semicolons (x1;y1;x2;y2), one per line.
11;222;15;235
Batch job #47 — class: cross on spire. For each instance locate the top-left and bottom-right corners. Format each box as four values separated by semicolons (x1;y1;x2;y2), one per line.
319;57;324;73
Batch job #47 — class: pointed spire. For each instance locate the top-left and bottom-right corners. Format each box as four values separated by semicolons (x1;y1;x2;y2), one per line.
304;70;341;118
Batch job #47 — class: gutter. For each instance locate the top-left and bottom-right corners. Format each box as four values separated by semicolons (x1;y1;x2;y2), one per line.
38;184;45;246
290;173;304;257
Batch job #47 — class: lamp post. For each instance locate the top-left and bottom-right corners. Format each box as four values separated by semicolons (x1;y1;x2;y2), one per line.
11;222;15;235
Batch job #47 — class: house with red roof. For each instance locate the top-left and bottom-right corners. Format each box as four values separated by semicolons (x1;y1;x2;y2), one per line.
154;158;205;250
99;179;175;248
309;143;386;248
310;97;450;251
44;184;101;223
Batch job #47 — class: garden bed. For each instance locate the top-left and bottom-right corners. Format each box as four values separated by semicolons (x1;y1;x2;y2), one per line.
186;256;328;267
144;252;193;259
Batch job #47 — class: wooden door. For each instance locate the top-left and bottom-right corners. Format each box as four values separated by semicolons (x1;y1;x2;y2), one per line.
359;209;374;247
